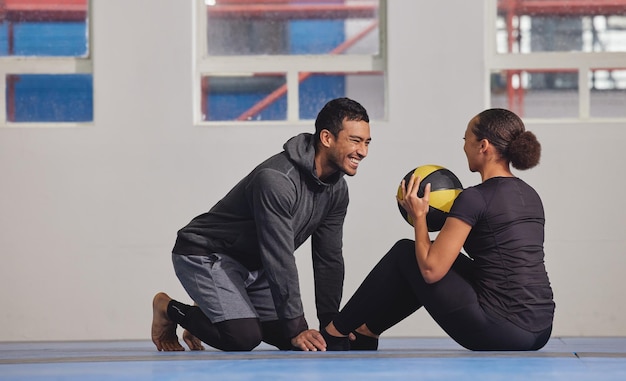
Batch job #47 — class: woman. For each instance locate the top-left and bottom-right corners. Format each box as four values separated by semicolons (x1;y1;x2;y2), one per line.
322;108;555;351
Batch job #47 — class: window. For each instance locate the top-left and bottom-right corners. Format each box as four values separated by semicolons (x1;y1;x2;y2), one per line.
194;0;386;124
487;0;626;120
0;0;92;125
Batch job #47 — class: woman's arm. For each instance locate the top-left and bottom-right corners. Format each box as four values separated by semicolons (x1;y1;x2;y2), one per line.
398;174;471;283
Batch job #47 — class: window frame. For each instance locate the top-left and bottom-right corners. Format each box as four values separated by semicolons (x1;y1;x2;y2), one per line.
192;0;387;125
0;0;93;128
485;0;626;122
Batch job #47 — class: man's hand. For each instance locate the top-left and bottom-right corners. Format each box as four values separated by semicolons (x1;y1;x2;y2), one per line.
291;329;327;351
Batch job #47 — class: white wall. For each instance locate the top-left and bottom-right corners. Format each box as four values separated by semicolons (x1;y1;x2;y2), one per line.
1;0;625;342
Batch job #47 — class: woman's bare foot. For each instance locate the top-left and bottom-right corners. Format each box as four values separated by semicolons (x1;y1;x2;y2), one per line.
183;330;205;351
151;292;184;351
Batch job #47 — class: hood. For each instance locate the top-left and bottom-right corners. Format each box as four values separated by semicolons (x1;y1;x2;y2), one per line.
283;133;343;186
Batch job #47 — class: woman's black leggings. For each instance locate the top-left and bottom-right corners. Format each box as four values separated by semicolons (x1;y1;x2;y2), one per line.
332;239;551;351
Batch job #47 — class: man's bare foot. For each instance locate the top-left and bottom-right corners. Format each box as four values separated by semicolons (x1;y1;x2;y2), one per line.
151;292;185;351
183;330;205;351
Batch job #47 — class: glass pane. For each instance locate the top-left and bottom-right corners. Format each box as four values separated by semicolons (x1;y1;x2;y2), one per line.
206;0;379;56
6;74;93;122
201;71;384;121
0;0;89;57
491;70;578;118
299;71;384;119
202;74;287;121
590;69;626;118
496;2;626;54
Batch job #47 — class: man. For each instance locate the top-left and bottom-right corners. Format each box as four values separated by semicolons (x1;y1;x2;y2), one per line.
151;98;371;352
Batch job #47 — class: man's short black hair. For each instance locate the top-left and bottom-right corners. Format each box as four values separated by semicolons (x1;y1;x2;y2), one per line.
314;98;369;145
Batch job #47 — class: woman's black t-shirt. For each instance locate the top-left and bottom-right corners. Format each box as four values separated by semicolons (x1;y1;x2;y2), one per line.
448;177;555;332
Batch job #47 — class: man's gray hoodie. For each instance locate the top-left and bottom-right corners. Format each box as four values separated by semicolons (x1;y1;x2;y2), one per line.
172;133;348;339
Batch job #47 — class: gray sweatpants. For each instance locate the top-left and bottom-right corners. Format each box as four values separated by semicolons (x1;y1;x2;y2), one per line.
172;253;279;323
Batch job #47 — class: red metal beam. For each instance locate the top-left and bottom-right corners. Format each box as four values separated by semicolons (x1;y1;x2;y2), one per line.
2;1;623;23
214;0;321;3
207;4;377;21
497;0;626;16
6;75;18;122
215;0;312;3
2;0;87;22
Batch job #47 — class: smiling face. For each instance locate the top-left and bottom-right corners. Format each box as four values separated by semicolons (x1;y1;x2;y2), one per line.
463;117;482;173
318;118;371;179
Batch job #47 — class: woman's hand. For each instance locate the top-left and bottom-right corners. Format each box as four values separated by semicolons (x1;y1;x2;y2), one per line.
397;174;431;224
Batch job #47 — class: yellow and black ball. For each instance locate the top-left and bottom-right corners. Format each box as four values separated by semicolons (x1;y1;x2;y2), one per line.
397;164;463;232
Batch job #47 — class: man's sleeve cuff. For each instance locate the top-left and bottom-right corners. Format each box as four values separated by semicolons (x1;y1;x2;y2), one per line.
283;316;308;338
